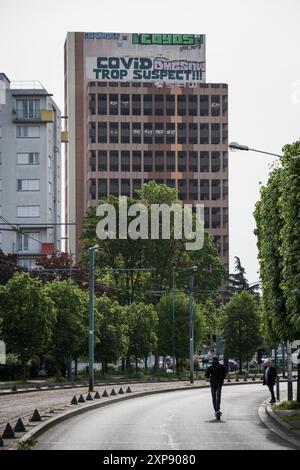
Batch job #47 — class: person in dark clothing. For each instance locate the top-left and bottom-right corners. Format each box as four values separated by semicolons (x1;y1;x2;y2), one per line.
263;358;277;403
205;356;227;418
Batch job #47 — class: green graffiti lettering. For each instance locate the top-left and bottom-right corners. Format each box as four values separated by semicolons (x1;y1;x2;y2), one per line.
141;33;151;44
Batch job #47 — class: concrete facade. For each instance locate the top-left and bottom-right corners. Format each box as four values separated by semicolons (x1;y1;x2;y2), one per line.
0;73;61;268
65;32;228;271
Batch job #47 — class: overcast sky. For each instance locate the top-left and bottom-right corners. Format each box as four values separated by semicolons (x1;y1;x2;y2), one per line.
1;0;300;282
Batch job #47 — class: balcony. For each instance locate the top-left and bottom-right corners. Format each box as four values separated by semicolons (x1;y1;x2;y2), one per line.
13;109;54;123
61;131;69;143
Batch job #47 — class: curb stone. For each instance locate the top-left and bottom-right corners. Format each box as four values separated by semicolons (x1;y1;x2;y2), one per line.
258;399;300;449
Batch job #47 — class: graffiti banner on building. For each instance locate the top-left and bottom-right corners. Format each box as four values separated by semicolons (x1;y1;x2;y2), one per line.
85;32;206;86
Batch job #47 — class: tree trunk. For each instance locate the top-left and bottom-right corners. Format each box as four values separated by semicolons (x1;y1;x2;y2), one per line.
223;353;229;372
239;358;242;373
135;357;138;373
176;357;180;374
21;362;26;381
67;358;72;381
74;358;78;380
126;355;131;369
282;343;286;378
121;357;125;372
154;353;159;371
209;334;214;351
162;356;165;371
144;357;148;370
101;361;105;376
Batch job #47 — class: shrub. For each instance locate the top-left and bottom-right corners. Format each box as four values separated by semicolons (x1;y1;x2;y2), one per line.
275;400;300;410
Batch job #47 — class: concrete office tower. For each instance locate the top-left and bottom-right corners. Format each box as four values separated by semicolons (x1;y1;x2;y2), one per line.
0;73;62;269
65;33;228;271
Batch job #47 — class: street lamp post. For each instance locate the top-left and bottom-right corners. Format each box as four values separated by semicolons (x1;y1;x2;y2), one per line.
172;269;176;369
188;271;195;384
287;341;293;401
173;265;197;384
228;142;282;158
88;244;99;393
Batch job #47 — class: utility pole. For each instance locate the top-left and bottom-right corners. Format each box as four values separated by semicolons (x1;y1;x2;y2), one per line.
88;245;98;392
172;269;176;370
274;346;280;401
189;272;194;385
287;341;293;401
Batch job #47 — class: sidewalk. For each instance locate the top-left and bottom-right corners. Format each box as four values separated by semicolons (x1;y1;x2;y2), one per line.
259;389;300;449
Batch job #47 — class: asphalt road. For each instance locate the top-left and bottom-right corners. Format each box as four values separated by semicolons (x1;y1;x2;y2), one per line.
34;383;295;450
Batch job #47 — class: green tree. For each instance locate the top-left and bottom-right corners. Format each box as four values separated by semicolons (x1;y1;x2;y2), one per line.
81;196;147;305
254;142;300;401
254;166;285;341
80;182;223;305
125;302;158;370
95;296;128;372
278;141;300;337
226;256;260;300
222;291;262;372
156;293;206;371
0;249;18;285
0;272;56;378
200;299;221;351
44;280;90;378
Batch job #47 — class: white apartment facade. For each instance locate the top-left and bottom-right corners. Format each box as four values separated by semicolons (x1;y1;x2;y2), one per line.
0;73;62;269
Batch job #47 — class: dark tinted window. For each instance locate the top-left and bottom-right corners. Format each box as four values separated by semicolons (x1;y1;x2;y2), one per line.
98;94;107;115
98;150;107;171
109;94;118;115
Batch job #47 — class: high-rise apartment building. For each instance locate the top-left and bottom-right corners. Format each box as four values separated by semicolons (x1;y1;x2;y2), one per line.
65;33;228;271
0;73;62;268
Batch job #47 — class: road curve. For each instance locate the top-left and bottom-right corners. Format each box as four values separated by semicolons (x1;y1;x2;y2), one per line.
34;383;295;450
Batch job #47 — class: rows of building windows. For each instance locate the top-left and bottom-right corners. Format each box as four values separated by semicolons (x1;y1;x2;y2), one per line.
14;205;52;220
213;235;229;258
88;178;228;202
0;179;52;193
88;82;227;90
0;152;49;165
16;126;40;138
89;150;228;173
88;92;228;117
89;122;228;145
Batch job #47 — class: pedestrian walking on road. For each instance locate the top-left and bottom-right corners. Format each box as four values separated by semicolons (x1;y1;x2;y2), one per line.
263;358;277;403
205;356;227;419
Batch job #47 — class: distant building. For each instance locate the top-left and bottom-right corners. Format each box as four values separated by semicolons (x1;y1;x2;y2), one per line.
65;33;228;271
0;73;62;269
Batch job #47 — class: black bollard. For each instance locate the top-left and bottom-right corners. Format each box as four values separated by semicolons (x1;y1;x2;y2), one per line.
2;423;15;439
14;418;26;433
30;409;42;422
